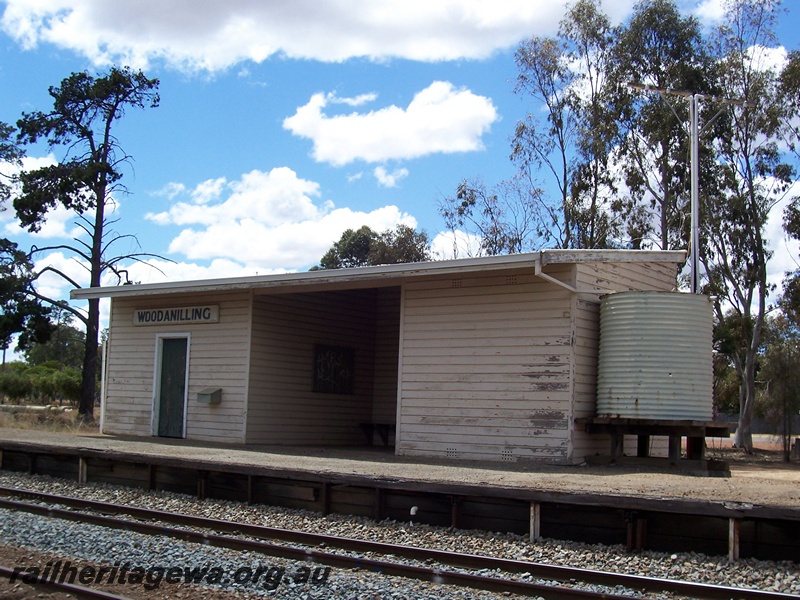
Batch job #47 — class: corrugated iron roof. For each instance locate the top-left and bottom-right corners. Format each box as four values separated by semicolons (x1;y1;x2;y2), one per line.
70;249;686;300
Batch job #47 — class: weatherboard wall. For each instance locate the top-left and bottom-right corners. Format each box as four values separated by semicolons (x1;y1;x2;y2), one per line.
395;266;575;462
371;287;402;425
245;288;400;445
101;292;251;443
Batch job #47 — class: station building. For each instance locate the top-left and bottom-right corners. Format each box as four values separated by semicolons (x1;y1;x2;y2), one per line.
71;249;688;464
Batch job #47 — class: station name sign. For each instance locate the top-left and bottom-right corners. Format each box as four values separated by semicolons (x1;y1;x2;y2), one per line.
133;305;219;326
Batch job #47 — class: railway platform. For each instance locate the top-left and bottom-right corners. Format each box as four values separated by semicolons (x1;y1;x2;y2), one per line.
1;427;799;561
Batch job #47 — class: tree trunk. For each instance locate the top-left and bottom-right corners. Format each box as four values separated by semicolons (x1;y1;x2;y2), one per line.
79;178;106;423
78;297;99;421
733;349;757;453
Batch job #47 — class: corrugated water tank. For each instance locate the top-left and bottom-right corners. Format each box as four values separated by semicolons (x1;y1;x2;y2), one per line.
597;291;713;421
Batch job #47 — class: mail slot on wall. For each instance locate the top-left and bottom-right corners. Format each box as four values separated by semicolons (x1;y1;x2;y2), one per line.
197;387;222;404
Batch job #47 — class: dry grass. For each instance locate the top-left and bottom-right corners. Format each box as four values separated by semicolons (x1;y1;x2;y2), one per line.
0;405;99;434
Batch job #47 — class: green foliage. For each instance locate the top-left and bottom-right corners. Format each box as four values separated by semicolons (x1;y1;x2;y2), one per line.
315;224;430;269
757;315;800;454
779;50;800;161
612;0;712;252
700;0;796;451
1;121;23;203
318;226;375;269
713;353;740;416
15;67;160;234
0;365;33;403
23;314;85;370
509;0;623;250
0;361;82;406
370;224;430;265
0;238;53;353
440;177;545;255
1;122;53;354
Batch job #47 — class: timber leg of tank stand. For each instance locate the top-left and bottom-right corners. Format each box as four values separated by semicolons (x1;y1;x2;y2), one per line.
686;436;705;460
668;436;682;463
637;435;650;457
610;433;624;461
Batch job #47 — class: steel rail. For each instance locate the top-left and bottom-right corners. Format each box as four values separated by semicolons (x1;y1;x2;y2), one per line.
0;486;795;600
0;495;630;600
0;564;132;599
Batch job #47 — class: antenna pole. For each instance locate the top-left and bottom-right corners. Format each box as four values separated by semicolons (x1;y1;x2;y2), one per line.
690;93;700;294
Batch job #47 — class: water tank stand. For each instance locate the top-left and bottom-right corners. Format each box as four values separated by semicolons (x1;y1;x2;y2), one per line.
576;417;732;476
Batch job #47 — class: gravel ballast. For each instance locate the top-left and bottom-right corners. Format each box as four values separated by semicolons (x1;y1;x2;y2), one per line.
0;472;797;598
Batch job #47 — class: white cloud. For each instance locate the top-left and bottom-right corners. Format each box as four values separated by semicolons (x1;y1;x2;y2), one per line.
332;92;378;107
147;168;324;227
4;202;83;239
430;229;485;260
283;82;498;166
32;251;90;302
190;177;227;204
148;167;417;270
153;182;186;200
746;44;788;74
374;166;409;188
1;154;87;239
692;0;726;23
116;257;271;285
0;0;638;72
765;180;800;301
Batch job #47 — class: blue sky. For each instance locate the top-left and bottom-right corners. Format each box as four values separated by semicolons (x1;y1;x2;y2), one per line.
1;0;799;314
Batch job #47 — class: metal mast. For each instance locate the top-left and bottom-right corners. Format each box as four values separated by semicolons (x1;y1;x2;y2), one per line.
627;83;752;294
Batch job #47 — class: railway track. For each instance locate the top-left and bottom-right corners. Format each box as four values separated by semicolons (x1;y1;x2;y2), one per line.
0;485;795;600
1;563;132;599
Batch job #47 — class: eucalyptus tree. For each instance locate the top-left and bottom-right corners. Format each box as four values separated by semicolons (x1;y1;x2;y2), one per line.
14;67;160;420
778;50;800;161
511;32;577;248
700;0;795;452
758;314;800;460
779;51;800;329
511;0;621;250
560;0;621;248
612;0;714;251
782;190;800;320
439;176;545;256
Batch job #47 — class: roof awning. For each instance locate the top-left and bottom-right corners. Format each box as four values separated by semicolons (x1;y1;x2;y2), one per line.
70;249;686;300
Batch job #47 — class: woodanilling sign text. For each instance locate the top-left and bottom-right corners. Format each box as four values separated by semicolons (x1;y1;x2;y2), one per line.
133;305;219;326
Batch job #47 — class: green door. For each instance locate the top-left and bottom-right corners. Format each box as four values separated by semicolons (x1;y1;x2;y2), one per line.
157;337;188;438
